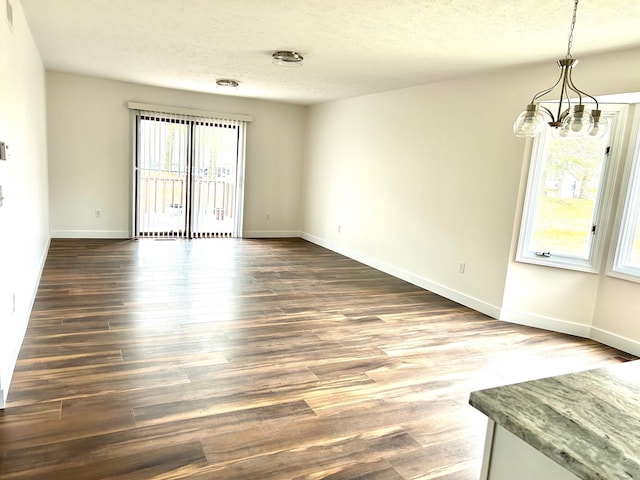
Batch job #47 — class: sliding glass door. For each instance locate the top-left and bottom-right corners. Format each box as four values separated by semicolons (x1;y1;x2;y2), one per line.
191;120;242;237
134;111;245;238
136;115;189;237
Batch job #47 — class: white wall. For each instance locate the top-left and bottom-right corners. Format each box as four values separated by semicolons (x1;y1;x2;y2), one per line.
0;0;50;407
303;65;527;317
46;73;307;238
592;277;640;355
302;46;640;355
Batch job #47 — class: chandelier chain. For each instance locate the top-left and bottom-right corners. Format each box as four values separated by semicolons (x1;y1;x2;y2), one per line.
566;0;579;58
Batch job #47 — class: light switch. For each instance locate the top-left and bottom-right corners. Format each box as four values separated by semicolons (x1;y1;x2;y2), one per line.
0;142;6;161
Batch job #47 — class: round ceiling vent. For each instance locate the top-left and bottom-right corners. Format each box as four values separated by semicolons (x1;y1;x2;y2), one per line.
272;50;304;67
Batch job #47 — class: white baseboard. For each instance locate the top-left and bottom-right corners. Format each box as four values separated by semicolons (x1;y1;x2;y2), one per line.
499;311;640;357
51;230;131;239
499;309;592;338
51;229;131;239
301;232;501;319
2;236;51;408
52;229;303;240
243;230;301;238
590;327;640;358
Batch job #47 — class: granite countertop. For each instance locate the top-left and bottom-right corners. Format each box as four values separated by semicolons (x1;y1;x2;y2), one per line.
469;360;640;480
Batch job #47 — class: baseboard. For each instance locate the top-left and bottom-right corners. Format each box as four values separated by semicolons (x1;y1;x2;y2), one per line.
301;232;501;319
52;229;303;239
243;230;302;238
499;309;592;338
590;327;640;357
51;229;131;239
2;236;51;408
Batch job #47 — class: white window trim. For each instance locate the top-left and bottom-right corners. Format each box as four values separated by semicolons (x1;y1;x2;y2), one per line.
516;103;628;273
608;104;640;283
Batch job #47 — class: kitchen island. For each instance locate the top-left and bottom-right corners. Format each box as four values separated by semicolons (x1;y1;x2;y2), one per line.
469;360;640;480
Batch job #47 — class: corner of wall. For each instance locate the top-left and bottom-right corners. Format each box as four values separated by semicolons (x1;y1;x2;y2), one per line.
499;309;593;338
590;327;640;358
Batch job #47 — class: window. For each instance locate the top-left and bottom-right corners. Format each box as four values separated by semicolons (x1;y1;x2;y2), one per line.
517;105;625;272
611;108;640;280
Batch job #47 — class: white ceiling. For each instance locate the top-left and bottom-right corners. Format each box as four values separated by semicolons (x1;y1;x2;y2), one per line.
18;0;640;105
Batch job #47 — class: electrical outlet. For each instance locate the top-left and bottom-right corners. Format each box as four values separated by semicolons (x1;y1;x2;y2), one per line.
266;213;270;221
95;209;101;218
338;225;342;233
458;262;466;273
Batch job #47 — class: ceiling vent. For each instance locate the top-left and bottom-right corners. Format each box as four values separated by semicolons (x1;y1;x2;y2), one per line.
272;50;304;67
215;79;239;88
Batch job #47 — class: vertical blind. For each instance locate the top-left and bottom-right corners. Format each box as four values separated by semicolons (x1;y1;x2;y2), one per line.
133;109;247;239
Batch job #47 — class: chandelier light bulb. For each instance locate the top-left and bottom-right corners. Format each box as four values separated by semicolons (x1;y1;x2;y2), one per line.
561;105;594;136
589;110;609;138
550;126;570;138
513;105;545;137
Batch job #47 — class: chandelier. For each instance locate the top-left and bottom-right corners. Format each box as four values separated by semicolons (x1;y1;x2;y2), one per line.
513;0;607;138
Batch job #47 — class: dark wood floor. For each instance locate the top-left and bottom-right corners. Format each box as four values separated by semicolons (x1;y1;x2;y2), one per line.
0;238;631;479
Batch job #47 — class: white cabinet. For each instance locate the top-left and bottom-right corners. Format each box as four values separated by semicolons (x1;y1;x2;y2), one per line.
481;420;581;480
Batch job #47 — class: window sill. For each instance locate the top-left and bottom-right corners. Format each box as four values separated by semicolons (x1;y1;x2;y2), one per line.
515;253;599;274
606;269;640;284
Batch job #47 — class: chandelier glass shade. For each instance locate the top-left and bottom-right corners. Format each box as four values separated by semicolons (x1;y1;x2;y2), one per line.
513;0;607;138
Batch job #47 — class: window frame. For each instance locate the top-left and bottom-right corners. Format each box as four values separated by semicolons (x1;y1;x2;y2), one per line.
609;105;640;282
516;103;627;273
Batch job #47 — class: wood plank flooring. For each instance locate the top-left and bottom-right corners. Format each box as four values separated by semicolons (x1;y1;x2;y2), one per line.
0;238;632;479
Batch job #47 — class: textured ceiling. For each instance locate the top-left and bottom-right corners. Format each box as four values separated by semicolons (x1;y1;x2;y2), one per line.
18;0;640;105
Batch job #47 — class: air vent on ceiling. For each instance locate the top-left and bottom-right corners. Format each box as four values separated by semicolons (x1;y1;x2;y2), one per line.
5;0;13;31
